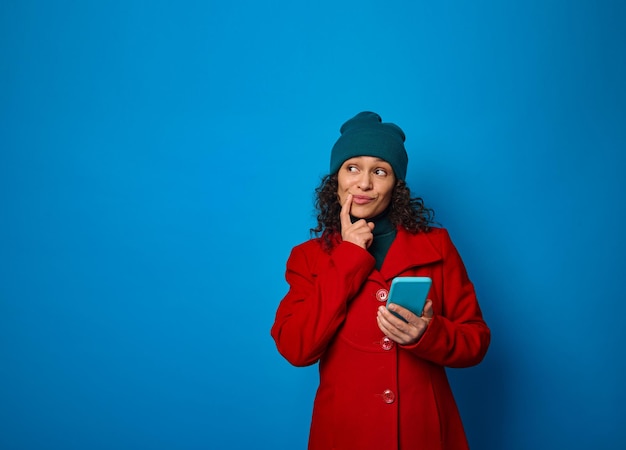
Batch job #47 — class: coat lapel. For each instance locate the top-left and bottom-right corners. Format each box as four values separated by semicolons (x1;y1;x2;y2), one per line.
379;228;442;281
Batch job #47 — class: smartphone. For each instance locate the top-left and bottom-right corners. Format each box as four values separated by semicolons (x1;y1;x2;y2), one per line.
386;276;432;322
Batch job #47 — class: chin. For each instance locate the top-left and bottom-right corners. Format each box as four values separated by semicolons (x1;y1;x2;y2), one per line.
352;209;377;220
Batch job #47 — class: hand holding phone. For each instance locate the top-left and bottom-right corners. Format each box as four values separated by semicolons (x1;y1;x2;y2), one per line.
386;277;432;322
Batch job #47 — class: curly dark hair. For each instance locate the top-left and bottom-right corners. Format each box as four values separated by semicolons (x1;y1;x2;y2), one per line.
310;173;435;249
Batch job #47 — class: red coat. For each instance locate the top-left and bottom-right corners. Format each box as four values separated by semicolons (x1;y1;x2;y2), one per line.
271;227;490;450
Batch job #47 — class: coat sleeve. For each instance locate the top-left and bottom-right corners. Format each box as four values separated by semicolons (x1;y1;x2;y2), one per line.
271;240;376;367
404;229;491;368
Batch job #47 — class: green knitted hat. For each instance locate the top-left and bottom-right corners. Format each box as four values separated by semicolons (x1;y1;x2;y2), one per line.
330;111;408;180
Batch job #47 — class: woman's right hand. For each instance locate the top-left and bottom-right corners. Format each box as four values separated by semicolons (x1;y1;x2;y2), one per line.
340;194;375;249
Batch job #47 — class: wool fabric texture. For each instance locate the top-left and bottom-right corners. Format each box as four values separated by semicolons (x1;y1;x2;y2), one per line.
330;111;408;180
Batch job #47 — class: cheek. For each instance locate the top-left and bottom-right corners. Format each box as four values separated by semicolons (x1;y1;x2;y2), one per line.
336;176;351;197
379;194;392;210
379;181;394;197
336;185;347;204
379;184;394;207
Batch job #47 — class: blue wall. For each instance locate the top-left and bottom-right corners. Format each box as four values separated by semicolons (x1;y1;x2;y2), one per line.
2;1;625;449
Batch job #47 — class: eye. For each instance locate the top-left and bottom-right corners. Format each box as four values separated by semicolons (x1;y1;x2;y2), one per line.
347;165;359;173
374;168;388;176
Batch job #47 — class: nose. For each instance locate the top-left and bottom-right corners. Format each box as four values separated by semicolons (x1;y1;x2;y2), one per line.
357;172;373;190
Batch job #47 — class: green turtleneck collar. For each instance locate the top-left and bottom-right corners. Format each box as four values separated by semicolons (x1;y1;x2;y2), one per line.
351;208;397;270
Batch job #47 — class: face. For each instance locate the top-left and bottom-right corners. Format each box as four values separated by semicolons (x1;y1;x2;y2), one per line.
337;156;396;219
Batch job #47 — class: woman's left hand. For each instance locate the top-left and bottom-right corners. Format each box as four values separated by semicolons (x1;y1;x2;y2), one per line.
376;300;433;345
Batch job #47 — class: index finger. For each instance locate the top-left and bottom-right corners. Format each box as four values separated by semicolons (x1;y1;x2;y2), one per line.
340;194;353;230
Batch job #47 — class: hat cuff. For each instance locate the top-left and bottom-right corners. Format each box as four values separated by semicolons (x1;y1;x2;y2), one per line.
330;130;408;180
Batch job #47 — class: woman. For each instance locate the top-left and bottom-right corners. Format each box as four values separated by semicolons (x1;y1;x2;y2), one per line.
271;111;490;450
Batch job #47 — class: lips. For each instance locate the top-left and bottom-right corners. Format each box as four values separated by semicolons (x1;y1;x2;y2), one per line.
352;195;375;205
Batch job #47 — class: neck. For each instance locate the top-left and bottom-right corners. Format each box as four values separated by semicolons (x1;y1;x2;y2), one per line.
351;208;394;235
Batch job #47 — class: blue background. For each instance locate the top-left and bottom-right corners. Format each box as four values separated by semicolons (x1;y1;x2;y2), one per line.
1;1;625;449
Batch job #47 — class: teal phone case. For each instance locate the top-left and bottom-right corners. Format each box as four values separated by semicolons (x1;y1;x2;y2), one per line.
386;276;432;322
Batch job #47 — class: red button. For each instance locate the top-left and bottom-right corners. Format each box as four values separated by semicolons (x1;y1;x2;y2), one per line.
375;289;389;302
382;389;395;404
381;337;394;351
